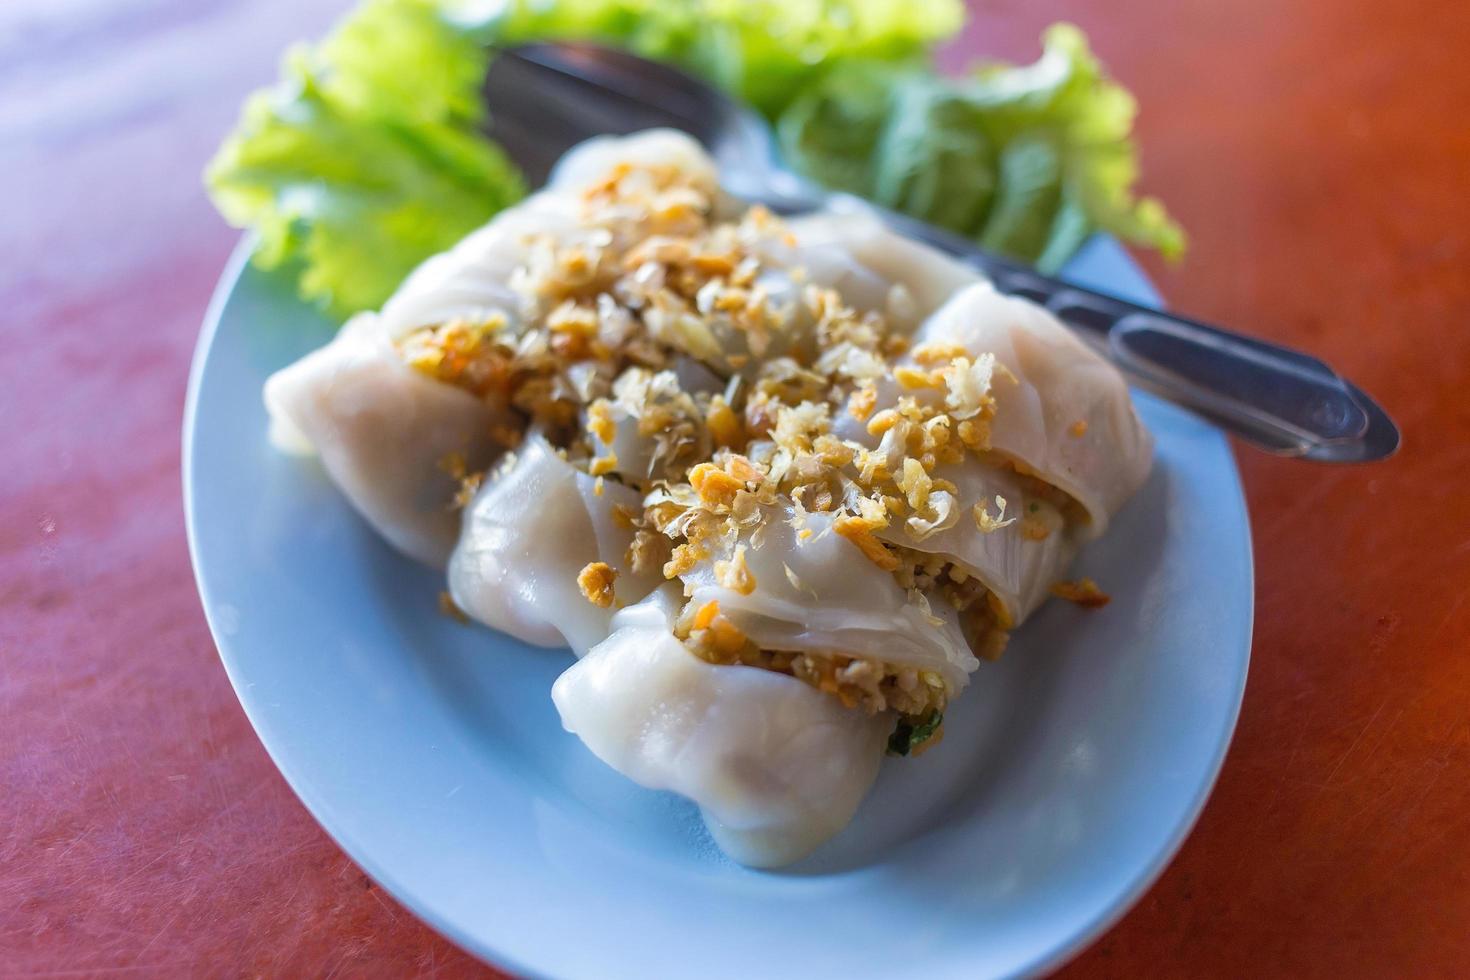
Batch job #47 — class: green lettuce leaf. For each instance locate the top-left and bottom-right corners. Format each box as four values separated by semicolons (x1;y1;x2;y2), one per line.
777;23;1185;271
483;0;963;117
206;0;525;318
779;65;1000;236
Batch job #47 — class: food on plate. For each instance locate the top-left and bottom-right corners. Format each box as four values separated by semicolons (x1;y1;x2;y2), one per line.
262;129;1153;866
263;313;508;565
553;585;892;867
448;432;656;655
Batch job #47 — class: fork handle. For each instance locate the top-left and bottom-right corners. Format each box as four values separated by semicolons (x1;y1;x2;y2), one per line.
757;182;1398;461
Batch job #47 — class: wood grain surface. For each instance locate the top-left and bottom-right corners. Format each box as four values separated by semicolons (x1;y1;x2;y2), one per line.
4;0;1468;975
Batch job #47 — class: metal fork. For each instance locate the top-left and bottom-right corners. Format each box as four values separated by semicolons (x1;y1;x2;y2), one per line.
482;43;1401;462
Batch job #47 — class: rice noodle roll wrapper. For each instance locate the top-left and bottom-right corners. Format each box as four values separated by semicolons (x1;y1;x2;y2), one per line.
911;284;1153;537
385;130;724;339
678;507;977;693
448;434;658;655
777;209;985;329
263;312;506;566
552;587;891;868
548;129;723;204
876;461;1078;624
379;195;585;337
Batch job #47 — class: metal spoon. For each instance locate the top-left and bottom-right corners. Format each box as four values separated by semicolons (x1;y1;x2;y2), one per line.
482;43;1401;462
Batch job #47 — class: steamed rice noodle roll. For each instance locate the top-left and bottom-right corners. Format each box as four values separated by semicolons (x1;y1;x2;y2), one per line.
553;586;892;868
263;312;508;566
448;433;659;656
908;283;1154;536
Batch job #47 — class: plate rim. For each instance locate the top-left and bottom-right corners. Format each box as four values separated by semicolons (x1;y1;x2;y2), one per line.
184;235;1253;979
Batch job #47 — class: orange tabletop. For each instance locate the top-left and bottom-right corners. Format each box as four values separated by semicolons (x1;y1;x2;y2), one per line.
5;0;1468;975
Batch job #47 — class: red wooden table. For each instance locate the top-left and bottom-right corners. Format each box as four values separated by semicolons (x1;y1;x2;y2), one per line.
5;1;1469;975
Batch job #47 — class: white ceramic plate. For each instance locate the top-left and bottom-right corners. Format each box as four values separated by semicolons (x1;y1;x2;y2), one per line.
185;236;1252;979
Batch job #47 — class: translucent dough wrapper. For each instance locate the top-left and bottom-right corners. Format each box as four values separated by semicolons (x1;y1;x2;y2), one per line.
915;283;1154;538
378;194;581;337
828;283;1153;623
680;507;977;693
875;461;1076;624
384;130;724;337
448;434;658;656
552;588;891;867
549;129;723;203
778;208;985;330
263;313;504;566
